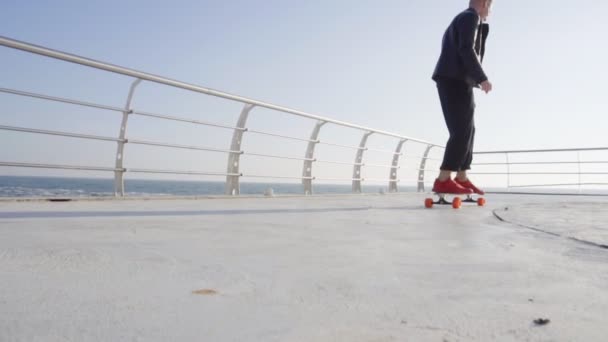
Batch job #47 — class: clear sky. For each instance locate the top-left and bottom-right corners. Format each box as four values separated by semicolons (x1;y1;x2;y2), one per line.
1;0;607;185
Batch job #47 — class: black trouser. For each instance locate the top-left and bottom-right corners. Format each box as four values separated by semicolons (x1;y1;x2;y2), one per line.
436;79;476;171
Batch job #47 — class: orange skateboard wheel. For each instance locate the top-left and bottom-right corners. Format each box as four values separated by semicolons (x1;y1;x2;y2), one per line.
425;198;434;208
452;197;462;209
477;197;486;206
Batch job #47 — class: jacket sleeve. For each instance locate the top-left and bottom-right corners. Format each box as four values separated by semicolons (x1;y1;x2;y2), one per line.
457;12;488;84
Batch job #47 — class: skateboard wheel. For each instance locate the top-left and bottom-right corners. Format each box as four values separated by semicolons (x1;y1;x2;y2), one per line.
424;198;434;208
452;197;462;209
477;197;486;206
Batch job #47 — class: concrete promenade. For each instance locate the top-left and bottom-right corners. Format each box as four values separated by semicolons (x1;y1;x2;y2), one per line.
1;193;607;341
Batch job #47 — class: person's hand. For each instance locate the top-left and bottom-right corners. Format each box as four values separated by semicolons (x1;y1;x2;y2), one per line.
480;80;493;94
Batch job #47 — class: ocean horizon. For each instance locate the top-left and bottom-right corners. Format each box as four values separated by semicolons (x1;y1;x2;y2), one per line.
0;175;408;198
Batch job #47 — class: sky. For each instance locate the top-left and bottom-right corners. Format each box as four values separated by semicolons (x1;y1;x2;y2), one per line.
1;0;607;187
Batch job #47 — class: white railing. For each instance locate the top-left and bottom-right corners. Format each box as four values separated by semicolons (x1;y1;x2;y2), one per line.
0;36;443;196
470;148;608;195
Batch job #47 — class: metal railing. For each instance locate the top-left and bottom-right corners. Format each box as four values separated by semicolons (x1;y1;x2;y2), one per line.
0;36;443;196
470;148;608;194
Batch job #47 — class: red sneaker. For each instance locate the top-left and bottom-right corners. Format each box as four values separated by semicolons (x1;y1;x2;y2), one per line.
432;178;473;194
455;178;485;195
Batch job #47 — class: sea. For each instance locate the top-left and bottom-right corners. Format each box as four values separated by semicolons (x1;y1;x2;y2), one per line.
0;176;405;198
3;176;606;198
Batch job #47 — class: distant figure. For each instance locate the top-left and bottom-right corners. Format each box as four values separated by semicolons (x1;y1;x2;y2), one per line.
431;0;493;195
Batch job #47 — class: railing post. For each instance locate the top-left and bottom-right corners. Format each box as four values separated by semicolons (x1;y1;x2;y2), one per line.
417;145;434;192
577;151;582;193
225;104;254;195
352;132;373;193
505;152;511;191
302;120;326;195
114;78;142;197
388;139;407;193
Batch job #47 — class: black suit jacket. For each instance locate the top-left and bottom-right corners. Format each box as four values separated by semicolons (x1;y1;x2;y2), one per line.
432;8;490;86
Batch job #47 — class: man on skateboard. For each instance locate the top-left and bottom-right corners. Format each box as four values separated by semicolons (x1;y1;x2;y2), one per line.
431;0;493;196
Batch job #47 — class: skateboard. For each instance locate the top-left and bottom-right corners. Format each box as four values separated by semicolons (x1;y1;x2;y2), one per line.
424;193;486;209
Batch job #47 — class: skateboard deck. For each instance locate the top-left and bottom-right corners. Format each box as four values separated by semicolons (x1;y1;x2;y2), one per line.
425;193;486;209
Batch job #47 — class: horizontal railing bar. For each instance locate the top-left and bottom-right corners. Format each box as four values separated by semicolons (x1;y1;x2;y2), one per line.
244;152;314;162
316;161;401;168
508;183;608;188
0;161;119;172
242;174;312;180
128;139;241;154
476;147;608;154
473;161;608;166
246;129;318;143
469;172;608;175
488;191;608;197
0;125;122;142
314;177;363;181
364;178;398;182
127;168;239;177
364;163;399;169
315;160;360;166
318;141;365;150
0;87;124;112
131;110;243;131
365;147;403;155
399;178;424;183
0;36;440;146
